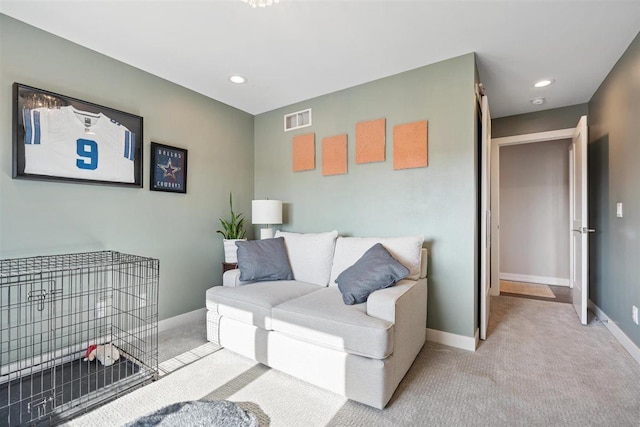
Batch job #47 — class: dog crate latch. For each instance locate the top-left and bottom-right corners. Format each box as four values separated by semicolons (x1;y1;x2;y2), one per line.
27;396;54;417
27;286;58;311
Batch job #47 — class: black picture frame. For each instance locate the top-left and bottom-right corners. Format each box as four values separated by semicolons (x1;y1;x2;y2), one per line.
12;83;143;187
150;142;188;194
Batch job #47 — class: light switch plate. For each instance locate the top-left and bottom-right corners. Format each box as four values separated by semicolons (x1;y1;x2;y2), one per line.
616;203;623;218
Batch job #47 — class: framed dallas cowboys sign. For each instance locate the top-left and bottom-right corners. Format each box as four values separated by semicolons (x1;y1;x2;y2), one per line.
12;83;143;187
150;142;188;194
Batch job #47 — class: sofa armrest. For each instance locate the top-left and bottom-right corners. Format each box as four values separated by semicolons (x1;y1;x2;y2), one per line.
367;277;428;347
222;269;256;287
367;278;428;378
367;279;425;323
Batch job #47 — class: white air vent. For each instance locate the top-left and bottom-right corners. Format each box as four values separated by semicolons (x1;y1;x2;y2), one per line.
284;108;312;132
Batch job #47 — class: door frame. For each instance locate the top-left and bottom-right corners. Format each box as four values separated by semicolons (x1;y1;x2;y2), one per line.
490;127;575;296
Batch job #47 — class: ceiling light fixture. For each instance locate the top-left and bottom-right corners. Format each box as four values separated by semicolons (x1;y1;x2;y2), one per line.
531;98;545;105
241;0;279;8
229;75;246;84
534;79;554;88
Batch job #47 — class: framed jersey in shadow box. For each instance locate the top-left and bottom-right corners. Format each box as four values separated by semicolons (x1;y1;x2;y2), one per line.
12;83;143;187
150;142;188;194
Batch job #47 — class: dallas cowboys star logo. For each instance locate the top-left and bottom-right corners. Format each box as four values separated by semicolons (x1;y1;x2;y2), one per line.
159;158;181;179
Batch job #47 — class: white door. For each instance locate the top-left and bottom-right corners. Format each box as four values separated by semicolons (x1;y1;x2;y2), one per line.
570;115;590;325
480;95;491;340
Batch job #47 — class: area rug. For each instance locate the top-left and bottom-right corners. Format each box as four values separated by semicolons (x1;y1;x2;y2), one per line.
500;280;556;298
125;400;257;427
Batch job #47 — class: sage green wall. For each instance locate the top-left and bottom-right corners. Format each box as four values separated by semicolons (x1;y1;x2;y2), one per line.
492;104;587;138
0;15;255;320
588;31;640;347
254;54;478;337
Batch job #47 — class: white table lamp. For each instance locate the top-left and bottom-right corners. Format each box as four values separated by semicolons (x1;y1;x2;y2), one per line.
252;200;283;239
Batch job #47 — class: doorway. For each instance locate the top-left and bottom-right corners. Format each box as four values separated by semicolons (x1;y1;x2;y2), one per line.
490;121;587;313
499;138;572;303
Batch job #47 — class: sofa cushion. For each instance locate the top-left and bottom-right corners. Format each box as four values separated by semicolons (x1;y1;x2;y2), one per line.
236;237;294;282
329;236;424;285
271;287;394;359
336;243;410;305
275;230;338;286
206;281;322;329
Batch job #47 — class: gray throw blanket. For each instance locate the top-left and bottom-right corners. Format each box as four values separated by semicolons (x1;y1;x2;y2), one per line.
125;400;258;427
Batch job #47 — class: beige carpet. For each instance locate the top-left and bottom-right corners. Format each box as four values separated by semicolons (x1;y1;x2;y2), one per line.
67;296;640;426
500;280;556;298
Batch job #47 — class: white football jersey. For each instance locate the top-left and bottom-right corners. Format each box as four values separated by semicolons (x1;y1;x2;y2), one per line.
23;106;136;183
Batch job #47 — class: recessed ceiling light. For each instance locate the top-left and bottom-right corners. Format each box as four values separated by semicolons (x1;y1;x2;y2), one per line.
229;75;246;84
534;79;554;88
531;98;545;105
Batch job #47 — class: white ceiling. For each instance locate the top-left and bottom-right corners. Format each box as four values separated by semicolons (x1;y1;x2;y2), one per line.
1;1;639;118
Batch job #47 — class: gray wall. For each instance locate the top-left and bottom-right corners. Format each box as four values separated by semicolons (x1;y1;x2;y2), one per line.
588;31;640;347
500;140;571;282
0;15;255;320
254;54;478;337
492;104;587;138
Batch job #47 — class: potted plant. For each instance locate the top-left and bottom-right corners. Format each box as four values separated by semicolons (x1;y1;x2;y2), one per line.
217;192;247;263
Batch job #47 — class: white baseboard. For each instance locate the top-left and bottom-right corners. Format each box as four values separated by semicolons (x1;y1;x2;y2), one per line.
159;307;206;333
588;300;640;366
500;273;569;287
426;328;477;352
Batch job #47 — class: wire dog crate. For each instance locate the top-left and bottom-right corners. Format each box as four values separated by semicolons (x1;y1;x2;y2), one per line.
0;251;159;426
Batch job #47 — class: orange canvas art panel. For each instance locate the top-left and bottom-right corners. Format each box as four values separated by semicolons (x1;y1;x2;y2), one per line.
393;120;428;170
356;118;385;164
322;134;348;176
292;133;315;172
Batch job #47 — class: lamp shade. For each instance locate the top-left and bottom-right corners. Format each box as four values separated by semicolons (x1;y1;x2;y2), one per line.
252;200;283;225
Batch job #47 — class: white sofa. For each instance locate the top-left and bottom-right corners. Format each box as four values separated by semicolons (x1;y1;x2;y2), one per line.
205;231;427;409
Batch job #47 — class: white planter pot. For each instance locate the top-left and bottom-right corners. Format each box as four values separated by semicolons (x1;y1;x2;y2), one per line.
223;239;245;263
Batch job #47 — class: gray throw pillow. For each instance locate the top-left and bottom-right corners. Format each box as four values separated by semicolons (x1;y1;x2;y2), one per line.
335;243;410;305
236;237;294;282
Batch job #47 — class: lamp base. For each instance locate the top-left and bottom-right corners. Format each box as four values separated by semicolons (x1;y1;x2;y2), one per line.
260;227;275;239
